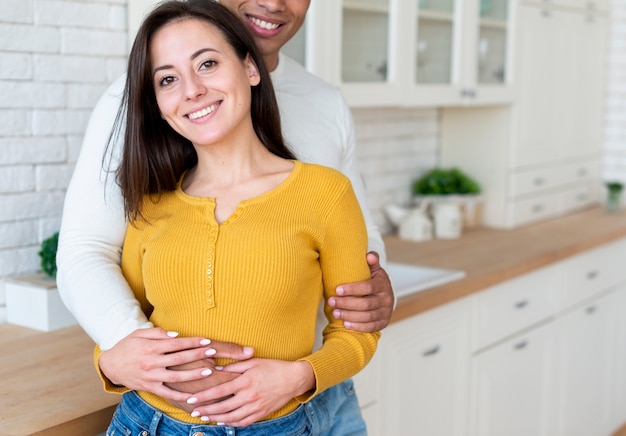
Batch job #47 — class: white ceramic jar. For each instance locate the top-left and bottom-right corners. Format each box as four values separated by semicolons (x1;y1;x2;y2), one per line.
433;203;462;239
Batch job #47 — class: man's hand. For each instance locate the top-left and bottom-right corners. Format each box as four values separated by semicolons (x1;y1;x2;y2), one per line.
328;251;394;332
98;328;254;404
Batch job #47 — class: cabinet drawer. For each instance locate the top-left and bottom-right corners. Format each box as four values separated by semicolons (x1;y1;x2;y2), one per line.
472;265;560;351
560;239;626;308
508;192;560;227
558;183;597;214
509;166;561;197
559;159;599;186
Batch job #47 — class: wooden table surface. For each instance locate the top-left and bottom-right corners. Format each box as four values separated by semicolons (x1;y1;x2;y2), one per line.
387;206;626;324
0;324;119;436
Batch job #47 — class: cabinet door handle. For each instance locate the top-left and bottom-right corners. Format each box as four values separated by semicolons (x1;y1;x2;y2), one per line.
586;270;599;280
532;204;544;213
586;305;597;315
514;340;528;350
533;177;545;186
515;300;529;309
577;168;588;177
422;345;440;357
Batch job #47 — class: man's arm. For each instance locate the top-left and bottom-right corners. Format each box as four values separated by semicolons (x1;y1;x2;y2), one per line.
57;76;153;349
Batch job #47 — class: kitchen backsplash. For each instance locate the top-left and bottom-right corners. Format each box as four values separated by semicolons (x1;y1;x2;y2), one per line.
352;108;440;235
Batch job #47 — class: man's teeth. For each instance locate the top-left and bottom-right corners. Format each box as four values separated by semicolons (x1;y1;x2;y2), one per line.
249;16;280;30
189;104;217;120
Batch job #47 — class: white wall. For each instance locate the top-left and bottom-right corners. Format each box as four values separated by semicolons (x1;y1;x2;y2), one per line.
1;0;625;323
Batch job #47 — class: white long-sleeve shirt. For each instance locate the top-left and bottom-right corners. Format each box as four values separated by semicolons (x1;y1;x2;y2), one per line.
57;54;386;350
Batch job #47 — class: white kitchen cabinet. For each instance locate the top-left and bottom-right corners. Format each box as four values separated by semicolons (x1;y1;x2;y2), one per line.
440;0;607;228
469;321;558;436
375;298;471;436
608;286;626;432
554;295;614;436
351;349;383;434
302;0;516;107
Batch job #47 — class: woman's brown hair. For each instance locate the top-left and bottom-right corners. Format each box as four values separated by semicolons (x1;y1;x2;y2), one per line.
115;0;294;221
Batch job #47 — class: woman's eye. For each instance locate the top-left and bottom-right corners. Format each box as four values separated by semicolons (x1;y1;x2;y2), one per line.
200;59;217;70
158;76;175;87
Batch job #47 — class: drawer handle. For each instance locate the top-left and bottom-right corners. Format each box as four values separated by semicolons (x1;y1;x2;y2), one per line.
514;340;528;350
515;300;529;309
423;345;440;357
587;270;599;280
586;305;597;315
532;204;544;213
577;168;588;177
533;177;545;186
577;194;587;202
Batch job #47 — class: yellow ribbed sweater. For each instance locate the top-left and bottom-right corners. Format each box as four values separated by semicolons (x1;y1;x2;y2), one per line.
95;161;379;423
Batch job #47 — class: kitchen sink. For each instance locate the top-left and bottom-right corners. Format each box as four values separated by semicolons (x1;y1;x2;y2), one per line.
386;262;465;299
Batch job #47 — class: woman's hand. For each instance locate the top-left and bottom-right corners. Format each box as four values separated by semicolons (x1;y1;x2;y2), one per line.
98;327;254;403
186;359;315;426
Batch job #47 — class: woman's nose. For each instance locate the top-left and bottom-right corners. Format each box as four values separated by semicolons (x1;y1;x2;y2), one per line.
184;76;206;100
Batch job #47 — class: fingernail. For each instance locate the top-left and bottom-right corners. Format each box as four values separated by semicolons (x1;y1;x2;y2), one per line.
200;338;211;346
243;346;254;355
328;297;336;307
187;397;198;404
205;348;216;356
215;365;224;370
333;309;341;319
217;422;225;426
344;321;352;329
167;331;179;337
201;369;212;376
201;416;210;422
191;411;200;417
336;286;344;295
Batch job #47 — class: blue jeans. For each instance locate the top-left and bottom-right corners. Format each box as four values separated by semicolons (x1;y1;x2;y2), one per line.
106;380;366;436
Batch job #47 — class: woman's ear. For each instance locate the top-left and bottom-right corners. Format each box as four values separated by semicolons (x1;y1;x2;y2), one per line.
245;54;261;86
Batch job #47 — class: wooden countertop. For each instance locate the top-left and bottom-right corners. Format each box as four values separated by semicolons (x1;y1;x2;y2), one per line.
0;324;119;436
387;207;626;324
1;207;624;435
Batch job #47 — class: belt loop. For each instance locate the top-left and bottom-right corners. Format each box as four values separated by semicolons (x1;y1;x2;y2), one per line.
149;409;163;435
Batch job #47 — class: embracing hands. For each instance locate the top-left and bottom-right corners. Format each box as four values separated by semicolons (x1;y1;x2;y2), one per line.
98;328;254;406
329;251;395;332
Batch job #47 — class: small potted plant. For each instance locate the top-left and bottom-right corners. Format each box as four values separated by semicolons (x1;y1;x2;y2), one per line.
605;181;624;213
38;231;59;279
5;231;76;331
412;167;483;228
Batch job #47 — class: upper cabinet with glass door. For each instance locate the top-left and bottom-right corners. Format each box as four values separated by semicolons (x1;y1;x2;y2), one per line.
301;0;516;107
406;0;515;106
300;0;405;107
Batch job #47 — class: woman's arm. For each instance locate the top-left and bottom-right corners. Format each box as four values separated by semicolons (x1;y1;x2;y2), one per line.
329;98;396;331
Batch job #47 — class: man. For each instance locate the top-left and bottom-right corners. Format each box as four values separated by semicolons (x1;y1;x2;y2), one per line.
57;0;394;433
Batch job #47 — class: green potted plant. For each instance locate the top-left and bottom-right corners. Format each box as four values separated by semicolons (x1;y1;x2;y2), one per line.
412;167;483;228
38;231;59;279
605;181;624;213
6;231;76;331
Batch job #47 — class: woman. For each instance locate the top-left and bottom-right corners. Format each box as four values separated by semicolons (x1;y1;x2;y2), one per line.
100;1;379;434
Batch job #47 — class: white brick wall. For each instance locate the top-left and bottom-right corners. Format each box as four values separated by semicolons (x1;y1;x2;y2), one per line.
0;0;128;322
604;1;626;186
